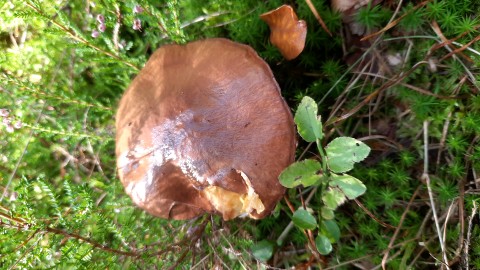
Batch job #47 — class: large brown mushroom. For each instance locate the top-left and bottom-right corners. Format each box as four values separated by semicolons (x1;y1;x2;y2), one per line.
116;38;296;220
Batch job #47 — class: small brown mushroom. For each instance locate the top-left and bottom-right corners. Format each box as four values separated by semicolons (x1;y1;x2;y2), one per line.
260;5;307;60
331;0;366;13
116;38;296;220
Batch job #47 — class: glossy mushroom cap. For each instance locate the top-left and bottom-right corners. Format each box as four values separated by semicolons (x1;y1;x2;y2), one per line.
331;0;361;12
331;0;383;15
260;5;307;60
116;38;296;220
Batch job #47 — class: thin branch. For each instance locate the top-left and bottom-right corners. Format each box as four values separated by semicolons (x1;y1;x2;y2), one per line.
361;0;428;41
26;2;139;71
422;121;450;269
355;198;396;230
180;11;231;28
440;34;480;62
112;4;121;51
381;186;421;269
325;60;428;127
11;230;43;254
436;110;453;169
305;0;331;36
44;227;143;257
0;209;203;259
406;210;433;268
0;211;28;226
430;21;478;88
352;72;464;100
463;201;477;270
358;135;404;151
277;185;318;245
276;222;295;246
0;104;45;202
9;234;42;270
324;254;372;269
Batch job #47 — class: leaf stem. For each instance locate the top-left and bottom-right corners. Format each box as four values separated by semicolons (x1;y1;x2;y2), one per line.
315;138;329;231
316;138;328;175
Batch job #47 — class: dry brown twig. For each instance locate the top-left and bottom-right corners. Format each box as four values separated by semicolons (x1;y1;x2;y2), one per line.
381;186;421;269
325;60;429;127
353;72;464;100
440;34;480;62
430;21;478;88
278;195;323;266
361;0;430;41
443;199;463;265
463;201;477;270
436;110;453;170
0;207;208;262
305;0;332;36
430;21;480;63
355;198;396;230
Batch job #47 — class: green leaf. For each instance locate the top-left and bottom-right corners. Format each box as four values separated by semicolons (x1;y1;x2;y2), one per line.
279;160;323;188
251;240;274;262
320;207;335;220
294;96;323;142
292;209;317;230
321;220;340;243
326;137;371;173
322;188;346;210
315;234;333;255
330;174;367;199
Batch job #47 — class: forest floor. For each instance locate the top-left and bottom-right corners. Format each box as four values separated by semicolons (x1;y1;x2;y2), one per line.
1;0;480;269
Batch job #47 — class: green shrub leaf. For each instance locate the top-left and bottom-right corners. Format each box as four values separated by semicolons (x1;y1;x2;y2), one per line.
294;96;323;142
322;188;346;210
251;240;274;262
330;174;366;199
321;220;340;243
320;207;335;220
315;234;333;255
292;209;317;230
325;137;370;173
279;159;323;188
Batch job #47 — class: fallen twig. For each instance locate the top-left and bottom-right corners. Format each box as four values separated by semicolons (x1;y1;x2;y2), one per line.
305;0;332;36
422;121;450;269
463;201;477;270
381;186;421;269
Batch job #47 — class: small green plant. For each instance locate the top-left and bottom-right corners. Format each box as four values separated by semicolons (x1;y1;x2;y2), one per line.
356;3;390;31
278;96;371;255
